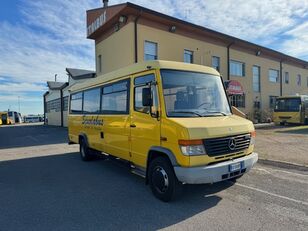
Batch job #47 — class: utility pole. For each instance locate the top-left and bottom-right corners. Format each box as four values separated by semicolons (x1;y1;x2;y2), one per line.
18;96;20;113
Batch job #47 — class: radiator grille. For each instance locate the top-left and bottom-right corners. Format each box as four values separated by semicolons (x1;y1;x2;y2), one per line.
203;133;251;156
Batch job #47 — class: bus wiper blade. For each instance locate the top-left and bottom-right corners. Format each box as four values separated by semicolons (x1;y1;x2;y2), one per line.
202;111;227;116
173;111;203;117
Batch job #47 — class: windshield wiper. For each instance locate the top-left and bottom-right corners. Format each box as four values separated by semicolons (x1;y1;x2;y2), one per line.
172;111;203;117
202;111;228;116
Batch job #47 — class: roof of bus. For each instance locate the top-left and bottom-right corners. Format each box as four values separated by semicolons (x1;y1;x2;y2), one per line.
69;60;220;93
277;95;308;99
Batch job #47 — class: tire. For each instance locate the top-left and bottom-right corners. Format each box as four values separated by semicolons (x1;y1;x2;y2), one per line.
79;138;94;161
148;156;182;202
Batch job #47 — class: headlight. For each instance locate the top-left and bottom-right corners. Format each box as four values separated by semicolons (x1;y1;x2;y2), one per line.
250;131;256;145
178;140;207;156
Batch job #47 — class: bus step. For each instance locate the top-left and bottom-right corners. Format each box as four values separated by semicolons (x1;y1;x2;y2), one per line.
131;167;146;178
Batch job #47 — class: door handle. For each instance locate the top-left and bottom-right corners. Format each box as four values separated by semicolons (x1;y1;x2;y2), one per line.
130;124;136;128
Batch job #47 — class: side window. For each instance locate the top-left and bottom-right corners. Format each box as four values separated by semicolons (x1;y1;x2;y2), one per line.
101;80;130;114
134;74;156;114
83;88;101;113
70;92;83;113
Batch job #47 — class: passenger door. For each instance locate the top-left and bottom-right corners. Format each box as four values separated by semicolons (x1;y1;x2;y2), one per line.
130;72;161;168
101;79;131;161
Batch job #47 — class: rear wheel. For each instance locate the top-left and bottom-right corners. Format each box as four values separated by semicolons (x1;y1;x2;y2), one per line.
79;138;94;161
148;156;182;202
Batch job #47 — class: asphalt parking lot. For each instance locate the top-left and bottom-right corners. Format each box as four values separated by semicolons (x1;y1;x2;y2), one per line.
0;124;307;231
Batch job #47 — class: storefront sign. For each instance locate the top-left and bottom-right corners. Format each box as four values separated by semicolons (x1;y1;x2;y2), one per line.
225;80;244;95
87;11;107;36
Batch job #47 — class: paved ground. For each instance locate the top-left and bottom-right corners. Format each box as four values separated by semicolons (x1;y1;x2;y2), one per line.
255;125;308;167
0;124;307;231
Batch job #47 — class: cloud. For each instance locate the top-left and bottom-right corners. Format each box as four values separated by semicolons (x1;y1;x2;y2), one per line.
0;0;99;85
280;21;308;60
0;82;47;93
0;0;307;89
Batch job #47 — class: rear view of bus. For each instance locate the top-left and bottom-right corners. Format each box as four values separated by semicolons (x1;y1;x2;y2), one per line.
273;95;308;125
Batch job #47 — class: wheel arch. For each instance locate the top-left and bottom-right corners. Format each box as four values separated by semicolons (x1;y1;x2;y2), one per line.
78;133;89;146
145;146;179;184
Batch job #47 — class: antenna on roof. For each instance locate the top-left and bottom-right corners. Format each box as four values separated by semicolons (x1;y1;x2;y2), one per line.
102;0;108;8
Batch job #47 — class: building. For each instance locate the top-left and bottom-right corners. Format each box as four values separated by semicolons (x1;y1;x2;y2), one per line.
86;1;308;122
44;68;95;127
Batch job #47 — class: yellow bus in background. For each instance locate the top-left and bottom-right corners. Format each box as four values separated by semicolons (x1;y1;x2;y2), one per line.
0;112;10;125
273;95;308;125
68;60;258;201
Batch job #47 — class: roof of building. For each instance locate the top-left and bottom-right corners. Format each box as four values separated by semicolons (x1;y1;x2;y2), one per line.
69;60;220;93
47;81;68;90
66;68;96;80
87;2;308;68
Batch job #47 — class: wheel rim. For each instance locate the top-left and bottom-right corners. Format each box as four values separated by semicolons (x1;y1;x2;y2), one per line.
152;166;169;194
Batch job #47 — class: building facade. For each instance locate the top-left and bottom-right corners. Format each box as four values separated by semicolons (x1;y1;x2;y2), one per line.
86;2;308;122
44;68;95;127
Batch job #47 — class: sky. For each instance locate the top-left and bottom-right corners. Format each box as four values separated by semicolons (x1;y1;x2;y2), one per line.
0;0;307;115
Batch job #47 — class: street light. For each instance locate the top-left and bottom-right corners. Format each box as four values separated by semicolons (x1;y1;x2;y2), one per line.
18;96;20;113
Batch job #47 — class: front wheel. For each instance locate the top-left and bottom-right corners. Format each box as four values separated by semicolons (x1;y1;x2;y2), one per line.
148;156;182;202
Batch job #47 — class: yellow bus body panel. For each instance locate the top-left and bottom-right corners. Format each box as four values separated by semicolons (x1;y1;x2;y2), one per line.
273;111;301;124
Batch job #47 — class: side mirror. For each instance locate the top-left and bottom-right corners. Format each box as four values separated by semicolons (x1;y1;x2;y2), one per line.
142;87;152;106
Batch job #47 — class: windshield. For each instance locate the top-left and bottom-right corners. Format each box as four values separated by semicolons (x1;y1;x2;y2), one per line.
161;70;231;117
274;98;301;112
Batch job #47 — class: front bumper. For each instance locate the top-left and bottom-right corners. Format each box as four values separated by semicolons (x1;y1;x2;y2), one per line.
174;152;258;184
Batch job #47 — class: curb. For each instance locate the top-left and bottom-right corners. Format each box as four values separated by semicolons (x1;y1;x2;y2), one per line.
254;123;275;129
258;158;308;172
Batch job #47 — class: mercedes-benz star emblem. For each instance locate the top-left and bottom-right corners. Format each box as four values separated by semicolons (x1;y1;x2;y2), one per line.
228;138;236;150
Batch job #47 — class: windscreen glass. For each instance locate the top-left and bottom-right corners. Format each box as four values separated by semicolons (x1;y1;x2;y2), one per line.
161;70;231;117
274;98;301;112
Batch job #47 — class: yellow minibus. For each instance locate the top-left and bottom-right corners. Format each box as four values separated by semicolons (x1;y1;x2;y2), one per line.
68;60;258;201
273;95;308;125
0;112;10;125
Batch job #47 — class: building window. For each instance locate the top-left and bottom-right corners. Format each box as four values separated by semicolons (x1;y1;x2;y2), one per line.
184;49;193;63
46;98;61;113
285;72;289;84
307;77;308;87
212;56;220;71
144;41;157;60
230;94;245;108
98;55;102;73
297;74;301;86
83;88;101;113
252;65;260;92
63;96;69;111
230;60;245;77
101;79;130;114
268;69;279;83
269;96;278;109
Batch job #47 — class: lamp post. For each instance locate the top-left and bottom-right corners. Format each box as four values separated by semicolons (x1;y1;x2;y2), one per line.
18;96;20;113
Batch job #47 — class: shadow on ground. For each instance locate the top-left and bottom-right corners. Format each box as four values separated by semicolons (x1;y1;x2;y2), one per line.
275;126;308;135
0;124;68;149
0;152;232;230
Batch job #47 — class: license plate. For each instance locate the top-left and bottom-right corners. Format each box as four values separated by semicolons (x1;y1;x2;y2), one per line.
229;162;243;172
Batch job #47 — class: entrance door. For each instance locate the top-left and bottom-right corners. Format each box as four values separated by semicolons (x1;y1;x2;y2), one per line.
130;71;161;168
101;78;131;160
